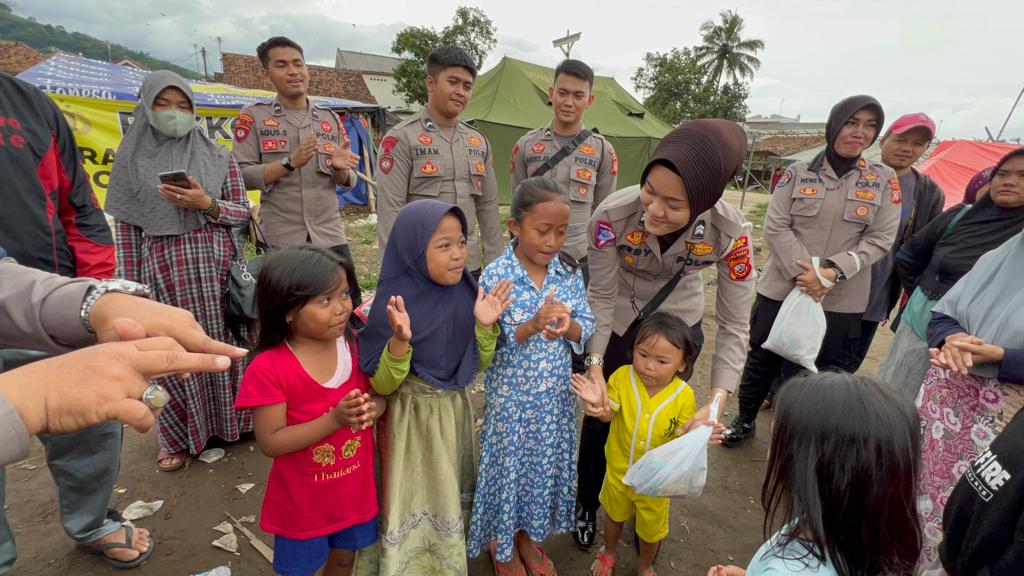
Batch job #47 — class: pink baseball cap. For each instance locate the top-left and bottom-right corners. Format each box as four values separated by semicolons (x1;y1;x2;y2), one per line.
885;113;936;139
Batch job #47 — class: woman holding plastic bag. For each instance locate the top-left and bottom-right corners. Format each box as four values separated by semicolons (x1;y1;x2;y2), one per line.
723;95;901;447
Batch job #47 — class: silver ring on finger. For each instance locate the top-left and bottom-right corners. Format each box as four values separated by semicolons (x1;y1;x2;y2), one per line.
175;193;183;200
142;384;171;411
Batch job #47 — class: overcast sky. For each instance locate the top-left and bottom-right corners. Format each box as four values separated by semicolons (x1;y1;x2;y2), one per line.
14;0;1023;140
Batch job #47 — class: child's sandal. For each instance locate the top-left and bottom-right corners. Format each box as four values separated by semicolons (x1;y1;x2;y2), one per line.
490;541;527;576
589;547;616;576
522;543;557;576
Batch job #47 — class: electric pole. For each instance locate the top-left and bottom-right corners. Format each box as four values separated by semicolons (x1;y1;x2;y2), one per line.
552;30;582;59
200;46;210;80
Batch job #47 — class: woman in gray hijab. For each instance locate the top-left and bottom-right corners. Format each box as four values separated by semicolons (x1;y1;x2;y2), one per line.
913;149;1024;574
106;70;252;472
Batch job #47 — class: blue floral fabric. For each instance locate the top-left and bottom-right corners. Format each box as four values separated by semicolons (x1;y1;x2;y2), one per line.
468;243;595;562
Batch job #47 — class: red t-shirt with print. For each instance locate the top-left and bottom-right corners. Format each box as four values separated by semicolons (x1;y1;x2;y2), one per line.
236;338;377;539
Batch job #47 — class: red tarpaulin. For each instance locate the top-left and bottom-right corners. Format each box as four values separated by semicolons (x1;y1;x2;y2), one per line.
917;140;1020;208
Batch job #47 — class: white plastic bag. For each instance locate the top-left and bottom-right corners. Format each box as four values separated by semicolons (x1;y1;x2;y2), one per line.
621;395;721;497
762;256;831;372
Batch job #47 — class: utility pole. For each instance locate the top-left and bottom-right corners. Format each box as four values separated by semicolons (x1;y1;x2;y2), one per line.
200;46;210;80
552;30;582;59
214;36;224;55
194;44;201;76
995;86;1024;142
106;41;112;62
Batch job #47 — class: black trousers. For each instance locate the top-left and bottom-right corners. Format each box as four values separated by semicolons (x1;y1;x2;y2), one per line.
735;295;864;421
843;319;882;373
329;243;362;307
575;320;705;514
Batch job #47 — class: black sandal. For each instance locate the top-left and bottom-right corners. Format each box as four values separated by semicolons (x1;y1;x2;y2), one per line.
78;524;154;569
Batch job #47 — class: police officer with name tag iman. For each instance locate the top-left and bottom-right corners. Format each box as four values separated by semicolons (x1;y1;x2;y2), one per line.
374;46;501;276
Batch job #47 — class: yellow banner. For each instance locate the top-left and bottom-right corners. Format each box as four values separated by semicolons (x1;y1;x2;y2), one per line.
50;94;261;206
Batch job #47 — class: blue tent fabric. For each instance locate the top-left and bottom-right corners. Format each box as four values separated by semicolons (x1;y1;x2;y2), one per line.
18;53;378;110
336;114;376;206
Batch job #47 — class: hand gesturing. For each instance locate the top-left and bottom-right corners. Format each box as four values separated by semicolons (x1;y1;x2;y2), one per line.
474;279;515;329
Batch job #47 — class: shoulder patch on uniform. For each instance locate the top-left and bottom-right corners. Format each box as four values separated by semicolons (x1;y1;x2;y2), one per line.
233;120;251;143
509;143;518;173
888;175;902;204
593;221;616;248
777;169;793;188
609;146;618;175
238;113;254;125
379;154;394;174
729;259;752;281
381;135;398;154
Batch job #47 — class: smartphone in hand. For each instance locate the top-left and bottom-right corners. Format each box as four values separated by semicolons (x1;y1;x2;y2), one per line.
157;170;192;188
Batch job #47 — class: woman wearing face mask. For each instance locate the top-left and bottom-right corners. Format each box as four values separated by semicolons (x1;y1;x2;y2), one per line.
105;70;252;472
723;95;902;448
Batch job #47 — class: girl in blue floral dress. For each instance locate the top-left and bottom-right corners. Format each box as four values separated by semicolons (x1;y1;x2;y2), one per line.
468;176;596;575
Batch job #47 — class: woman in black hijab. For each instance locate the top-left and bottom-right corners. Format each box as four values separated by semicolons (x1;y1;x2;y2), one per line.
724;95;903;447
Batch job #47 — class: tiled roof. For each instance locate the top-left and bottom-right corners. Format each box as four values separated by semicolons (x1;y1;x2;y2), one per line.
753;132;827;156
220;52;377;105
0;41;45;76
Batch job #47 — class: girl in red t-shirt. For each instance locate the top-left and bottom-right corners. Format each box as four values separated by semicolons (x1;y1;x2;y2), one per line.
236;246;385;576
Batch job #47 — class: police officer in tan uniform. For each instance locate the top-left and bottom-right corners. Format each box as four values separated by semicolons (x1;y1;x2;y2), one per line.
723;95;900;447
510;60;617;267
375;46;501;276
231;36;361;301
573;119;754;549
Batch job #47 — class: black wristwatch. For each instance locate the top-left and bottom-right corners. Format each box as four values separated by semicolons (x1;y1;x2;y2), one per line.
829;266;847;284
281;155;296;171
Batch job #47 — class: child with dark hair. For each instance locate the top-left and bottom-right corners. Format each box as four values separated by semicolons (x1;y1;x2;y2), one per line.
573;312;721;576
468;176;595;575
236;246;384;576
708;372;922;576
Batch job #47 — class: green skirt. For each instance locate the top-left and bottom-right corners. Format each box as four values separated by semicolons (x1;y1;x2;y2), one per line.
355;379;477;576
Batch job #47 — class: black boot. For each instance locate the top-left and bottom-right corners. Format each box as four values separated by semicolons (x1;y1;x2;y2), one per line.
573;503;596;550
723;417;756;448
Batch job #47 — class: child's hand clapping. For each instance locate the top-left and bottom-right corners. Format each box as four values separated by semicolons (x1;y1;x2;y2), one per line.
386;295;411;342
333;389;374;430
530;290;572;340
475;279;515;329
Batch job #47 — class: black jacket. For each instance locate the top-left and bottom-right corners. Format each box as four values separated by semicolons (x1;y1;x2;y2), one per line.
942;409;1024;575
879;169;944;314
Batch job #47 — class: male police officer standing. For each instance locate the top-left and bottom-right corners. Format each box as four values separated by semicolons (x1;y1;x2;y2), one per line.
375;46;502;275
510;60;617;271
231;36;362;301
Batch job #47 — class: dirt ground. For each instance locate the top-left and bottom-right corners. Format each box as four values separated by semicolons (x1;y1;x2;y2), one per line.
4;190;895;575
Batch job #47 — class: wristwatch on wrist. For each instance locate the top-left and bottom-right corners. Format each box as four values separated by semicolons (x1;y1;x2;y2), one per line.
80;279;152;334
829;266;847;284
200;197;217;216
281;155;296;171
584;355;604;367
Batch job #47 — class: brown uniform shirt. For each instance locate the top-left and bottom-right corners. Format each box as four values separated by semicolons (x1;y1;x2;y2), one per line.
375;109;502;271
231;98;354;248
586;186;755;393
759;155;901;313
510;123;618;260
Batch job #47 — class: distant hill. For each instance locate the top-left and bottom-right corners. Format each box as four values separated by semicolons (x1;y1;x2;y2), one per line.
0;2;202;79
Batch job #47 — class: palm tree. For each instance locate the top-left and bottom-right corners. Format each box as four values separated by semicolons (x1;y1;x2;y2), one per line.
694;10;765;88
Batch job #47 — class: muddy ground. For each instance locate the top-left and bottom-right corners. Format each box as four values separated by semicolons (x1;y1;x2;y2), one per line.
4;190;894;575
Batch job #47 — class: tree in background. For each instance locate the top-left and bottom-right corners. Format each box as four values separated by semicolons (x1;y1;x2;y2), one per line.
632;47;751;125
391;7;497;106
693;9;765;88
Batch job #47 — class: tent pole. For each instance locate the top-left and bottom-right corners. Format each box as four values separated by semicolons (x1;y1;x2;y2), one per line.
995;86;1024;142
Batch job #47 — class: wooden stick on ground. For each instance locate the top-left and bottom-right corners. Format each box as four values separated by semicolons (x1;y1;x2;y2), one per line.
225;512;273;563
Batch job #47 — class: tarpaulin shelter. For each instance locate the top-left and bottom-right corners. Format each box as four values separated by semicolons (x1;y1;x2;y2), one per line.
915;140;1020;208
17;53;379;205
462;57;672;203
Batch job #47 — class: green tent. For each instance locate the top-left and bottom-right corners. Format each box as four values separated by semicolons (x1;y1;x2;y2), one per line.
463;57;672;203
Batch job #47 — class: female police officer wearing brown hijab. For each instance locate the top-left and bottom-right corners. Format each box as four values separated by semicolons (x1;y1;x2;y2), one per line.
723;95;901;447
574;119;754;549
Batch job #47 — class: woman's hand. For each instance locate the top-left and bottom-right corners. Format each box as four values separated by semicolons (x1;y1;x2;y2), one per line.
158;176;213;211
933;332;985;374
679;419;727;444
794;260;831;302
474;279;514;329
949;340;1005;369
707;565;745;576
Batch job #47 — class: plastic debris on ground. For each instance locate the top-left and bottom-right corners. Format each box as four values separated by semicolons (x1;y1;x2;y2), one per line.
197;448;226;463
121;500;164;521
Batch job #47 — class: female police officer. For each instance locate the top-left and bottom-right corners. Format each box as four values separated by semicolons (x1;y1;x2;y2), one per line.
574;119;754;548
722;95;901;447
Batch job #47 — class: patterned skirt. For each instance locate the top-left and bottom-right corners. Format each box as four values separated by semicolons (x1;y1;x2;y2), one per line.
916;367;1024;572
138;228;252;455
354;379;476;576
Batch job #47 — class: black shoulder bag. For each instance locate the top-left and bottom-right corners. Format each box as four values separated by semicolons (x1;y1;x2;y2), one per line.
530;129;593;178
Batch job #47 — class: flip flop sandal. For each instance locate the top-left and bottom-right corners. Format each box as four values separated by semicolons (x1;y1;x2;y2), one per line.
637;569;658;576
156;449;187;472
490;541;527;576
78;523;154;569
522;543;557;576
590;547;616;576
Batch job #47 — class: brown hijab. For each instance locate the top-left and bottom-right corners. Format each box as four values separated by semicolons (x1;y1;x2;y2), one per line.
641;119;748;221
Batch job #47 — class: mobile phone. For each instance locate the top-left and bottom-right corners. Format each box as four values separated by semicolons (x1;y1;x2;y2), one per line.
158;170;192;188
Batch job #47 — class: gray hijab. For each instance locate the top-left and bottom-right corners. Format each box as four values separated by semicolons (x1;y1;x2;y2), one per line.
105;70;229;236
933;230;1024;379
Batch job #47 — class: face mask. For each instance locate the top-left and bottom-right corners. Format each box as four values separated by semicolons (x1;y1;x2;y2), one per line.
151;109;195;139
